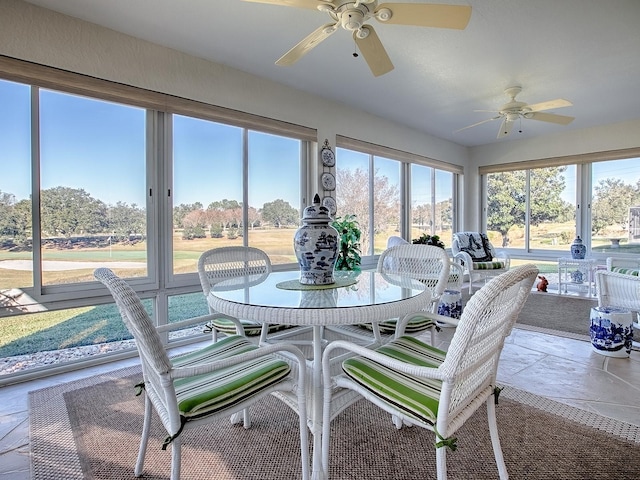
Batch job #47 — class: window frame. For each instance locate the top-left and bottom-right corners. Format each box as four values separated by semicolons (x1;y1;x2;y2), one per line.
0;55;315;310
480;149;640;260
335;135;462;264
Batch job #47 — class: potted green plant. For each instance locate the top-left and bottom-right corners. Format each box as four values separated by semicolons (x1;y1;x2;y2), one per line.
412;233;445;248
331;214;362;271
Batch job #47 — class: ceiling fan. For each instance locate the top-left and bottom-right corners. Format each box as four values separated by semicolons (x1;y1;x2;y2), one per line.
457;86;575;139
242;1;472;77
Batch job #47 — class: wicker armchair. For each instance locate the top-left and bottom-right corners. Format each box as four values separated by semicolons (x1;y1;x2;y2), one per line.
596;269;640;330
198;246;290;343
94;268;310;480
321;264;538;480
372;244;452;343
606;256;640;276
452;232;510;294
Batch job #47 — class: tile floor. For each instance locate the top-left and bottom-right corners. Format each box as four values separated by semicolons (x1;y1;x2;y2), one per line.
2;293;640;479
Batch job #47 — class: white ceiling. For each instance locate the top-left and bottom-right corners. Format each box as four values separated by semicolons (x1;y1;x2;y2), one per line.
22;0;640;147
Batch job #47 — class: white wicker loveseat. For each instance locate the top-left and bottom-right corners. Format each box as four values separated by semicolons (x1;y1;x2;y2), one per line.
606;256;640;277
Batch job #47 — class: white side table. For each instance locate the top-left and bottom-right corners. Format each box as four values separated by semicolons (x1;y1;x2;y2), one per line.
558;257;597;296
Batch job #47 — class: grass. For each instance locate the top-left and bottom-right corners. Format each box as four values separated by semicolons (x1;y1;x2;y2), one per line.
0;292;209;358
0;303;133;358
1;222;637;365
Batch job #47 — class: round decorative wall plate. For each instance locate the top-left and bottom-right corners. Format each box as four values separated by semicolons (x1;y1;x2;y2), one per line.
321;172;336;191
322;196;337;216
321;146;335;167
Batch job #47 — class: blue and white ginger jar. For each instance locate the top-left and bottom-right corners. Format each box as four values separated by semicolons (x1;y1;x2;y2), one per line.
570;236;586;259
294;194;338;285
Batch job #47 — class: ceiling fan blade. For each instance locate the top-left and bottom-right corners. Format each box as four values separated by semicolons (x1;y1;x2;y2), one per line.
526;98;573;112
242;0;330;9
354;25;394;77
454;116;501;133
375;3;471;29
497;118;514;138
527;112;575;125
276;23;338;66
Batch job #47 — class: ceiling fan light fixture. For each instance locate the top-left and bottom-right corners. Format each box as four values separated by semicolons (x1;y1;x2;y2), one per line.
506;112;520;122
341;9;365;30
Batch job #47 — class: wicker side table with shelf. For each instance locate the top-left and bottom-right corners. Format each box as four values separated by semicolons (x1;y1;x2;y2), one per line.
557;257;597;296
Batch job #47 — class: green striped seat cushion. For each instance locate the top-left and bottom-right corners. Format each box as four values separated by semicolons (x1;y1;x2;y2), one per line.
342;336;446;425
472;261;505;270
211;318;291;336
171;335;291;419
611;266;640;276
360;315;437;334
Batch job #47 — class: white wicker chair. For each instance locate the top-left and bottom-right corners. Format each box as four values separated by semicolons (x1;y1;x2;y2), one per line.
321;264;538;480
596;269;640;330
452;232;510;294
606;256;640;276
94;268;310;480
198;246;290;343
371;244;452;343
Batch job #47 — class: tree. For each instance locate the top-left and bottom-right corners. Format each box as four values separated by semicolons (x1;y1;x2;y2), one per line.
0;191;18;240
206;199;243;230
181;208;207;240
40;187;107;237
261;199;298;228
592;178;640;235
173;202;203;229
107;202;145;240
247;206;261;229
486;167;571;246
336;167;400;254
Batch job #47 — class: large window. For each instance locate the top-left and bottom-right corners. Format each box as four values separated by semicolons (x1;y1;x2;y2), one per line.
336;139;460;259
0;79;32;290
411;165;454;247
483;155;640;258
335;149;402;256
486;166;576;251
0;59;313;380
172;118;303;274
39;90;148;285
591;158;640;254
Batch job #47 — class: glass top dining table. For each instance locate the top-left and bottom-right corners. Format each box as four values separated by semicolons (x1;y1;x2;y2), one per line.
208;270;429;327
208;270;430;480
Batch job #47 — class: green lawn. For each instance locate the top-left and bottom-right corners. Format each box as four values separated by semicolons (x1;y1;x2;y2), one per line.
2;223;638;363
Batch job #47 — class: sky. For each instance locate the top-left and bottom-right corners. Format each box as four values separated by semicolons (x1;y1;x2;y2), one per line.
1;78;638;211
0;79;300;210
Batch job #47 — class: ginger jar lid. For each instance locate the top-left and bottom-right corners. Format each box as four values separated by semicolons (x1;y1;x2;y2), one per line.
301;194;331;225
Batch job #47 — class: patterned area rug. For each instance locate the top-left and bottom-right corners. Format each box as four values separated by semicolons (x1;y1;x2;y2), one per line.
30;365;640;480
